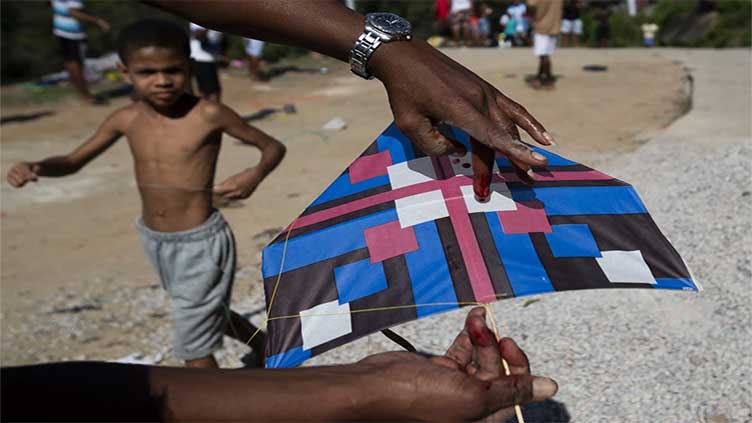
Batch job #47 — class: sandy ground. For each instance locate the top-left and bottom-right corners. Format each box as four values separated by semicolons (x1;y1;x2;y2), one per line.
5;47;743;421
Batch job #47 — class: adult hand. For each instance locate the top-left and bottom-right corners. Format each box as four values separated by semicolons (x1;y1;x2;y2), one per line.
371;40;556;195
359;307;558;421
7;162;40;188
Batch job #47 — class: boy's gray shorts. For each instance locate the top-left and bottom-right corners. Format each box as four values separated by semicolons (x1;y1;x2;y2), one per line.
137;210;235;361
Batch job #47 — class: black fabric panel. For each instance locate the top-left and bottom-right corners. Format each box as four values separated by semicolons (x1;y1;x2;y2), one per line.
434;217;476;303
263;248;369;356
469;212;514;299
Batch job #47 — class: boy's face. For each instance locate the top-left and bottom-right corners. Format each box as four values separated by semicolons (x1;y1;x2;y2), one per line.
119;46;191;108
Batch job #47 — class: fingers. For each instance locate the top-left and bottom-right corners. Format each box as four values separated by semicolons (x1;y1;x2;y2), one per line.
396;114;466;157
465;310;501;380
470;138;494;202
442;308;486;369
484;375;558;412
452;107;548;171
499;95;556;147
499;337;530;375
442;330;473;370
7;165;37;188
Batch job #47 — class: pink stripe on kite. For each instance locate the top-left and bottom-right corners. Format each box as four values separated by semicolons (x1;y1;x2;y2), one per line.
441;182;496;303
291;179;443;229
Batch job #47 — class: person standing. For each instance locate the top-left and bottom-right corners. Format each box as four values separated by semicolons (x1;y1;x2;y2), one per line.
560;0;583;47
528;0;563;89
449;0;474;46
189;22;224;102
51;0;110;105
244;38;265;81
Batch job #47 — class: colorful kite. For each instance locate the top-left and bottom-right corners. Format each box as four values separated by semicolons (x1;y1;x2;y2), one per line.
261;123;699;368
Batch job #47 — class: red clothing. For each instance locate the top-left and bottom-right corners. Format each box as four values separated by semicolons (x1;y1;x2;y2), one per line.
436;0;450;20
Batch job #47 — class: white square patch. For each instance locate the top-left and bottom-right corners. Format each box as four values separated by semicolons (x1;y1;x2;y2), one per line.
395;190;449;228
387;157;437;189
449;152;500;177
300;300;352;350
596;250;657;284
460;183;517;213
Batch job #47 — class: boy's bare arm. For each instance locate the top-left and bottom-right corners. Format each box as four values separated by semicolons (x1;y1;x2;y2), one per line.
6;110;126;188
212;105;286;200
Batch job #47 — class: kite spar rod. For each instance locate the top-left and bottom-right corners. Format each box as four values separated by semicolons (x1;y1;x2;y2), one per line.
485;304;525;423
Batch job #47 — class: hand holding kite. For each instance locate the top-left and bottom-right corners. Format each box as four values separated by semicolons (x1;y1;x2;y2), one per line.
359;307;558;421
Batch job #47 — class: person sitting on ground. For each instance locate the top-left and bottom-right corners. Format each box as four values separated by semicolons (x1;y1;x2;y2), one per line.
529;0;563;90
6;19;286;370
51;0;111;105
1;307;559;421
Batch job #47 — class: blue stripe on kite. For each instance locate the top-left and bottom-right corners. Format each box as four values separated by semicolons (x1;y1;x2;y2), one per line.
450;127;471;149
266;345;310;368
377;123;415;163
654;278;699;291
485;212;555;297
262;208;398;278
311;173;389;206
531;147;577;166
511;186;648;215
404;221;458;318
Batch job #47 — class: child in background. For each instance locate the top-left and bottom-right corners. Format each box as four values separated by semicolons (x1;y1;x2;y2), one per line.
7;19;286;368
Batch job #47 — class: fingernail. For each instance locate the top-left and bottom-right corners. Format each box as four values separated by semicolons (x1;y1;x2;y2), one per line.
531;151;547;162
543;131;557;146
532;377;558;399
526;169;536;180
474;185;490;203
451;149;467;158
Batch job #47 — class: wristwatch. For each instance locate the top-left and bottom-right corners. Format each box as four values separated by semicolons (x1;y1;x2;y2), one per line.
350;12;412;79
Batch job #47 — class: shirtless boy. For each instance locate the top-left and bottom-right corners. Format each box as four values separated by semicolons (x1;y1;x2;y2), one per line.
7;19;286;368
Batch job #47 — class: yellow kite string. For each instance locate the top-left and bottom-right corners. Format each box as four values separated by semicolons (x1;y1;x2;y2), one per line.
241;216;526;423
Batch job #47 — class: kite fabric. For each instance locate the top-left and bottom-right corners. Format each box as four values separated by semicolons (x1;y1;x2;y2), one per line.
261;123;699;368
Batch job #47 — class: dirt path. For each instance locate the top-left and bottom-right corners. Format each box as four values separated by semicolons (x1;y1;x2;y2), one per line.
0;48;687;365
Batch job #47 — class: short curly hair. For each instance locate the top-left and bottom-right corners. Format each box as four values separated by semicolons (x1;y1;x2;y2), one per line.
117;19;190;64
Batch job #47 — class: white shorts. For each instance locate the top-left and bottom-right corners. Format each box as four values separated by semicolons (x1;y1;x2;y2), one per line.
244;38;265;58
561;19;583;35
533;33;558;56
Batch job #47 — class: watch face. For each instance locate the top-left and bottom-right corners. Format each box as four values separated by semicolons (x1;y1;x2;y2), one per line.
367;13;412;36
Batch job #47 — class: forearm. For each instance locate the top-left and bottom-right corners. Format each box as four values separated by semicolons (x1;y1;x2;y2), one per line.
68;9;103;25
33;156;81;177
144;0;362;62
149;363;387;421
254;140;286;179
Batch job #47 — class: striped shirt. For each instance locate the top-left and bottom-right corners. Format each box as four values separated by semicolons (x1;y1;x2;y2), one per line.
52;0;85;40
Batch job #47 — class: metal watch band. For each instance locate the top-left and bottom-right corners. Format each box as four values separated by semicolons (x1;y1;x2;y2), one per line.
350;30;382;80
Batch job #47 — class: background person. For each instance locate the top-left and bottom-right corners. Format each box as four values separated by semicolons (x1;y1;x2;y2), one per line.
244;38;265;81
561;0;583;47
51;0;111;105
528;0;563;89
190;22;225;102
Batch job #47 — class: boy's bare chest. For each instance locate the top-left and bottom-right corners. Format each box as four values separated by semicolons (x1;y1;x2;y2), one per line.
125;116;221;160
